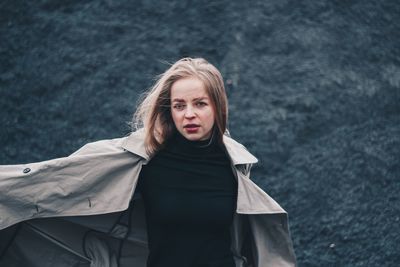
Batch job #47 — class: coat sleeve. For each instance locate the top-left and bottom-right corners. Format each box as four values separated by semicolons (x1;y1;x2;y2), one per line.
0;137;143;230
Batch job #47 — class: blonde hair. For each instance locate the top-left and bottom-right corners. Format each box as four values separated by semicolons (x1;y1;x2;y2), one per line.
133;57;228;154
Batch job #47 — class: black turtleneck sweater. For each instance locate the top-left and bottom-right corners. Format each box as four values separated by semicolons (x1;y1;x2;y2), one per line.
137;132;237;267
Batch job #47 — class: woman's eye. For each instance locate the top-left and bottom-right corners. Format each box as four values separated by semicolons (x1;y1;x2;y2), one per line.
196;102;207;107
173;104;185;110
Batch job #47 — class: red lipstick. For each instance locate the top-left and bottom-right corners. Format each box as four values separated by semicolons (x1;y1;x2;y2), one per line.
184;124;200;133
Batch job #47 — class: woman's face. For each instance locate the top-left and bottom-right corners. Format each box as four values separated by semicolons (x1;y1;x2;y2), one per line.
170;77;215;141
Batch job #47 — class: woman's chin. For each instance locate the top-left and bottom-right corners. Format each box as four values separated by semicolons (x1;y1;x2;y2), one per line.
179;131;203;141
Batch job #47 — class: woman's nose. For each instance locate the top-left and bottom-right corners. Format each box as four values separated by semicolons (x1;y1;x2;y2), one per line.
184;106;196;118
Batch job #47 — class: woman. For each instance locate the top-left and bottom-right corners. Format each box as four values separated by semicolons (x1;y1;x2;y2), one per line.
0;58;296;267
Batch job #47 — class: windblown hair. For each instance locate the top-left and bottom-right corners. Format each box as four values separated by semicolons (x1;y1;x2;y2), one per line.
132;57;228;154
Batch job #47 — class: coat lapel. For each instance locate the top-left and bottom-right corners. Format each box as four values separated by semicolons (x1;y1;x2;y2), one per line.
121;130;149;161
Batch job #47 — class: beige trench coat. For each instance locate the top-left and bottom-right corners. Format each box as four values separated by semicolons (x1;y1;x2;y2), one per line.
0;130;296;267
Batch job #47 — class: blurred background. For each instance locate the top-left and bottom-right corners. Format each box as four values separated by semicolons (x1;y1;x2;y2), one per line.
1;0;399;266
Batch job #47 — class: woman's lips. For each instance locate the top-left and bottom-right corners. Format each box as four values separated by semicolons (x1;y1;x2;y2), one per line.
184;124;200;133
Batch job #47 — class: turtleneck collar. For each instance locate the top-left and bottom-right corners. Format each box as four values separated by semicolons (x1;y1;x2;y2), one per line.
121;128;259;165
164;131;220;155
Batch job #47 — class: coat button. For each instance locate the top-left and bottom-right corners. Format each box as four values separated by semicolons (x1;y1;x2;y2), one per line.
23;168;31;173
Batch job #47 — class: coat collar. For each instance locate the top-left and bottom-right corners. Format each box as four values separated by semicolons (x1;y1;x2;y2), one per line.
121;129;258;166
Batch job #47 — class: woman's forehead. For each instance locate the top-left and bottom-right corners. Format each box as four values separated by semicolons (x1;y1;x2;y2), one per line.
170;77;209;100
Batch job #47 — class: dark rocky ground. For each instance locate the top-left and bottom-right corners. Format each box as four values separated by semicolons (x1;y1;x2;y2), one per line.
1;0;399;266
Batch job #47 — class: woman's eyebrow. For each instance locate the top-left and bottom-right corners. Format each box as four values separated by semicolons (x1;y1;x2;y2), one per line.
193;96;209;101
172;96;209;102
172;99;185;103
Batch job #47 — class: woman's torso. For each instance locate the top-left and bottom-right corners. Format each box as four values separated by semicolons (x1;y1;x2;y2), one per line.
138;133;237;267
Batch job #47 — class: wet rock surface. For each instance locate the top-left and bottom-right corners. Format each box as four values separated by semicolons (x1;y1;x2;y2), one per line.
1;1;399;266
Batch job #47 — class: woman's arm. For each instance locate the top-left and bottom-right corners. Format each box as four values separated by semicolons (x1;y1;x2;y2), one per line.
0;137;143;230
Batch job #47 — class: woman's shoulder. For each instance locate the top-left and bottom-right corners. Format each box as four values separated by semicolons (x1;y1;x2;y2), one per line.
119;129;148;160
